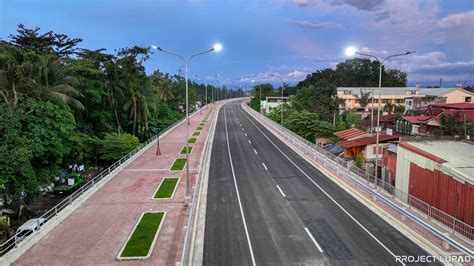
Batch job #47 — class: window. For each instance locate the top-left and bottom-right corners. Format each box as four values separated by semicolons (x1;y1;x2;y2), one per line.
372;146;382;154
343;90;351;95
466;97;472;103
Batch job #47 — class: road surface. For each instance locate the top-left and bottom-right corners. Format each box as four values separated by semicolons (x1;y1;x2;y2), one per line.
203;101;430;265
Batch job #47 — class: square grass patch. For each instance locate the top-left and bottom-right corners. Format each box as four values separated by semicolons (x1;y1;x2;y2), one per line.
153;178;179;199
192;131;200;136
199;123;205;127
180;146;193;154
170;158;187;171
188;138;197;144
196;126;203;130
118;212;166;259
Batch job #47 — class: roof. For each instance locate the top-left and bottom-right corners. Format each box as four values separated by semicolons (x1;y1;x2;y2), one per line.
334;128;369;140
401;141;474;184
338;134;399;148
429;103;474;109
363;114;396;123
337;87;457;97
401;116;432;124
440;109;474;121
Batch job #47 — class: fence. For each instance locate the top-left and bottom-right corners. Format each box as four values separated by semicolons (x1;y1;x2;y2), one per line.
0;110;196;256
242;102;474;242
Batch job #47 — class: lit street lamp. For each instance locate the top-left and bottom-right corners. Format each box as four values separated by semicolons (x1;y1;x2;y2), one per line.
152;43;222;197
345;47;414;188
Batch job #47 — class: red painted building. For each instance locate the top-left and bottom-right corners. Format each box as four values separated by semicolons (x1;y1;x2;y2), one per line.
394;141;474;231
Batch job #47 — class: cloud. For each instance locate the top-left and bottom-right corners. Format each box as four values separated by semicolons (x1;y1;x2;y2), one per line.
331;0;385;11
293;0;311;7
239;68;312;84
434;10;474;46
287;19;341;29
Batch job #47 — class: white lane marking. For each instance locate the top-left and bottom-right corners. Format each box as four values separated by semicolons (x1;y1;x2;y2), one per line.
223;108;256;266
253;149;258;155
304;227;324;253
242;128;245;131
276;185;286;198
262;162;268;171
239;106;403;264
245;133;247;136
248;140;251;144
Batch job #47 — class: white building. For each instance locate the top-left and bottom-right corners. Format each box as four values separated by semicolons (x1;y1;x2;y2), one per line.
260;96;290;114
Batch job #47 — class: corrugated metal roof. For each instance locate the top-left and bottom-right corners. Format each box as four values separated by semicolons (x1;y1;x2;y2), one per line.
401;116;432;124
334;128;369;140
406;141;474;184
339;134;399;148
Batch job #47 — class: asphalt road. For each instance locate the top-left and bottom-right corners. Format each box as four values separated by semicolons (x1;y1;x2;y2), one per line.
203;101;431;265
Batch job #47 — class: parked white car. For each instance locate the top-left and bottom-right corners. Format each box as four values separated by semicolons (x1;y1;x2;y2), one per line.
15;218;46;245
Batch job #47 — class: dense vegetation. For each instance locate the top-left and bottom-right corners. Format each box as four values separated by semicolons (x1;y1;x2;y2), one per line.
0;25;226;214
251;59;408;143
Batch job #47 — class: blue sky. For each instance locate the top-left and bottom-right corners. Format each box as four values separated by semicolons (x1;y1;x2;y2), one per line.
1;0;473;88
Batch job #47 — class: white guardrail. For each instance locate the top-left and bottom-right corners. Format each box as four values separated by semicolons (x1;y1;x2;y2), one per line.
0;108;201;257
242;101;474;257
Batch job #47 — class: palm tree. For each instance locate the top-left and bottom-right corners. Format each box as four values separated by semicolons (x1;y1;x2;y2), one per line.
357;89;371;110
36;54;84;110
105;60;125;133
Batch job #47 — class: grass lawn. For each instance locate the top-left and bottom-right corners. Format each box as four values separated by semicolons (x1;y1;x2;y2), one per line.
196;126;203;130
188;138;197;144
192;131;200;136
199;123;205;126
154;178;179;198
120;212;164;258
180;146;193;154
171;158;187;170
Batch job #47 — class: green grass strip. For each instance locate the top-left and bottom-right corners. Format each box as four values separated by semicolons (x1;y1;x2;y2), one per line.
120;212;164;258
180;146;193;154
192;131;200;136
154;178;179;198
200;123;205;126
196;126;203;130
188;138;197;144
171;158;187;170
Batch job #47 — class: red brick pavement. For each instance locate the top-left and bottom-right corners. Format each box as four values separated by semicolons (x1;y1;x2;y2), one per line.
14;106;216;266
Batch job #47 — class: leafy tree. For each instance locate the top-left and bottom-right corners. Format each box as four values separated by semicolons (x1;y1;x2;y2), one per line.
282;110;335;143
98;133;140;161
9;24;82;56
394;104;405;115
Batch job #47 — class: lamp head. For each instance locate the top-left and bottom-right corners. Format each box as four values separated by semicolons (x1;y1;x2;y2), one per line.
212;43;223;52
345;46;357;57
151;45;161;51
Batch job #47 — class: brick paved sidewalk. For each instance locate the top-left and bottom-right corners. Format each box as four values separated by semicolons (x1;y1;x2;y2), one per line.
14;106;216;266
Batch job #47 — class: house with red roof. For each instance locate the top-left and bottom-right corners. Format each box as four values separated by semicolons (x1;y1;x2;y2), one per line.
338;134;399;161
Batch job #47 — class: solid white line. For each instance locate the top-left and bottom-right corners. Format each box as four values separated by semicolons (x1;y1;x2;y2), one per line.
262;162;268;171
304;227;324;253
238;106;403;264
276;185;286;198
253;149;258;155
248;140;251;144
224;108;256;266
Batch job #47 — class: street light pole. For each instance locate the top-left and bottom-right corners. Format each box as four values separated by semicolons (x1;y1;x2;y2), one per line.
352;50;415;188
152;43;222;197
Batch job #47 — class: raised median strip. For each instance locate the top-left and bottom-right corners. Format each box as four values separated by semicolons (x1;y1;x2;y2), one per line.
118;212;166;260
180;146;193;155
170;158;187;171
153;177;180;199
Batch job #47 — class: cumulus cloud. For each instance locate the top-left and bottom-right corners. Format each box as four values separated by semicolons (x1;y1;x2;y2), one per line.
434;10;474;46
287;19;341;29
239;68;312;84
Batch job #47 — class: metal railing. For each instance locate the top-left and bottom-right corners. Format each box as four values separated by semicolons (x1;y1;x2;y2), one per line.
0;110;197;256
242;102;474;242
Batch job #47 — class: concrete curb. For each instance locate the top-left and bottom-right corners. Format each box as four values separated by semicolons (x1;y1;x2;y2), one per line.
190;102;225;265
